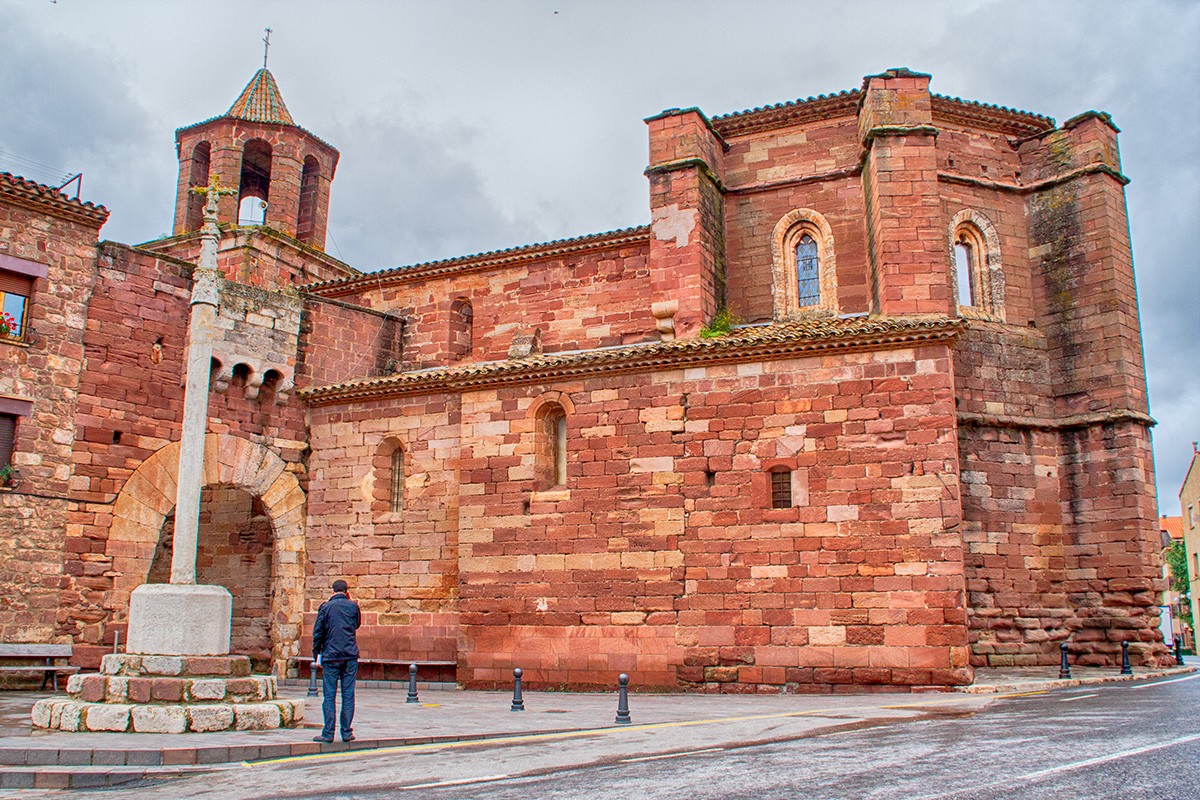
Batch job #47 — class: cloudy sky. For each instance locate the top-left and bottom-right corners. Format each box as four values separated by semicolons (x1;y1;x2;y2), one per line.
2;0;1197;512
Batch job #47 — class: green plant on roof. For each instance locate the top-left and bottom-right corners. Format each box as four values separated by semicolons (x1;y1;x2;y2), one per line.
700;308;741;339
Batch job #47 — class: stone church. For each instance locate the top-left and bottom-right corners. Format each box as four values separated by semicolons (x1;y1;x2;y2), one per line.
0;65;1169;692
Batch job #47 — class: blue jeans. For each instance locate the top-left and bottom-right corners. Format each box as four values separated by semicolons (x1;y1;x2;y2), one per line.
320;659;358;739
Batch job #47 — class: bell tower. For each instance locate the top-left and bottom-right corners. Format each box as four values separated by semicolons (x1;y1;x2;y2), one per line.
171;67;339;249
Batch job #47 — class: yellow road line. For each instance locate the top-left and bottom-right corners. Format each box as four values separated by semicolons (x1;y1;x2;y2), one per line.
248;694;985;768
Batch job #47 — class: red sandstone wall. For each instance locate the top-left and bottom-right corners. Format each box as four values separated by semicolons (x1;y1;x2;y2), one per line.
298;296;401;388
722;116;867;322
0;186;105;646
302;342;968;691
456;344;966;691
146;227;355;292
302;394;462;666
331;239;654;367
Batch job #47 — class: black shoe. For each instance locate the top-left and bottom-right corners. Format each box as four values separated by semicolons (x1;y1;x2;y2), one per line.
313;736;333;743
342;733;355;742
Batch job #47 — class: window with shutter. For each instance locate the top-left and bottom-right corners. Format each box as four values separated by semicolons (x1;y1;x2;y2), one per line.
0;414;15;469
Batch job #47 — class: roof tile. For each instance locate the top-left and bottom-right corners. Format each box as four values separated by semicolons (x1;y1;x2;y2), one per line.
227;68;295;126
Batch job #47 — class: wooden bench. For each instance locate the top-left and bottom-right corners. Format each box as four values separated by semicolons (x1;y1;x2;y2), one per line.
0;644;78;691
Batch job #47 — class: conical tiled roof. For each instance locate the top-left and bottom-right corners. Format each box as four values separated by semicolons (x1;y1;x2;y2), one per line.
226;68;295;126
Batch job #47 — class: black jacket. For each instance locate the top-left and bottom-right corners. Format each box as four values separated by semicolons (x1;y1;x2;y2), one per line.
312;593;361;661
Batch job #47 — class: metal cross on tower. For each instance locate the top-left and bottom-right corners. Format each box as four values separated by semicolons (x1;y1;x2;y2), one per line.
263;27;272;68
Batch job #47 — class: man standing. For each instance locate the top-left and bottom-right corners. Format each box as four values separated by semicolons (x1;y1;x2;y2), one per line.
311;579;361;743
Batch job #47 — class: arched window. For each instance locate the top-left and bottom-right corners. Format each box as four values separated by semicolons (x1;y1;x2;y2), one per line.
372;438;405;515
771;209;838;319
535;402;567;490
184;142;211;231
296;155;321;243
948;210;1005;320
450;298;473;361
238;139;273;226
795;234;820;307
954;232;979;307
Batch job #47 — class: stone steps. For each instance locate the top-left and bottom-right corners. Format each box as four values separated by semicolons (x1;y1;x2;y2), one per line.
0;763;219;790
0;730;551;789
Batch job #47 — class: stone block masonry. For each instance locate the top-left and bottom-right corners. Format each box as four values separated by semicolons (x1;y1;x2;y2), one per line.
0;66;1169;695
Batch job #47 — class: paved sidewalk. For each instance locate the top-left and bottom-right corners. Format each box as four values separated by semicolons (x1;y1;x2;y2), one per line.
0;660;1193;791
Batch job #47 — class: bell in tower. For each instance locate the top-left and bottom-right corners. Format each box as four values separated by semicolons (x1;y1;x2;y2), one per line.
171;63;339;250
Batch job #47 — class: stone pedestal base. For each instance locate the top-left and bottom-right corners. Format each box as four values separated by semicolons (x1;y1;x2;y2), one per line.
127;583;232;656
31;655;302;733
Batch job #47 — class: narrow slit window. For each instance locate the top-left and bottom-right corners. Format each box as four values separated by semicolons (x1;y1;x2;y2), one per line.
795;235;820;307
955;239;976;306
389;447;404;513
771;470;792;509
554;412;567;486
536;403;568;490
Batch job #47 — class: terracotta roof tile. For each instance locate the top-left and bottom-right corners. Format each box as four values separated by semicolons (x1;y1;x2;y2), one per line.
227;68;295;126
0;171;109;225
301;316;963;407
1161;516;1184;540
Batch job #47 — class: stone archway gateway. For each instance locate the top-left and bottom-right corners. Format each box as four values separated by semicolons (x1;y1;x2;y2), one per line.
104;433;306;676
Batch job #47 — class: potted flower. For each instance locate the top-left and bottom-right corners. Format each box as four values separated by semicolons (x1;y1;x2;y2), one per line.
0;311;16;339
0;464;14;488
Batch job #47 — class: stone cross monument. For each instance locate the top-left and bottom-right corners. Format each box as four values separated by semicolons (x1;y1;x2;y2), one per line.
33;174;301;733
126;175;238;656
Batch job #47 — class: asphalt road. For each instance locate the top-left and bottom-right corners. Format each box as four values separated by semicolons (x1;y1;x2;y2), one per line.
430;673;1200;800
32;672;1200;799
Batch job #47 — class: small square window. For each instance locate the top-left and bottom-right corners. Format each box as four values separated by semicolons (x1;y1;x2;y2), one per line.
0;271;33;340
771;470;792;509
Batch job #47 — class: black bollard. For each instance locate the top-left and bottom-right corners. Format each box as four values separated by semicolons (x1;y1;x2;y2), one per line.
511;667;525;712
307;659;320;697
1058;642;1071;679
407;663;420;704
1175;637;1185;666
1120;641;1133;675
615;673;631;725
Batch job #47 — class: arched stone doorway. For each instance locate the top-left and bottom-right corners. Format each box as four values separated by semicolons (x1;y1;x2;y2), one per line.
104;434;306;675
147;488;275;671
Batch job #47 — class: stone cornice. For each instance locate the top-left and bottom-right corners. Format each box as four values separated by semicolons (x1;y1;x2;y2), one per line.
304;226;652;299
862;125;939;148
937;163;1130;194
931;94;1055;137
644;158;726;192
0;172;109;227
957;408;1155;432
726;166;862;197
711;91;861;139
301;317;964;407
